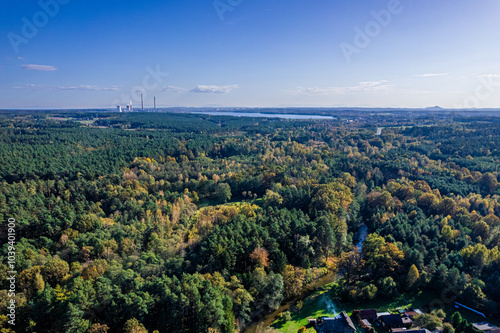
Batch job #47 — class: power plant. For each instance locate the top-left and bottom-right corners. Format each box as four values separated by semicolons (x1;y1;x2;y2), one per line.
116;96;159;112
126;101;133;112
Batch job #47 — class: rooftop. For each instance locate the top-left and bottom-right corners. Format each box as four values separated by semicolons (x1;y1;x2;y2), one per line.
318;312;356;333
379;314;404;327
473;322;497;331
358;309;378;320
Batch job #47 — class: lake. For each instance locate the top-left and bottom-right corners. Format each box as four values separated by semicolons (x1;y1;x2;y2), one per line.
190;111;334;119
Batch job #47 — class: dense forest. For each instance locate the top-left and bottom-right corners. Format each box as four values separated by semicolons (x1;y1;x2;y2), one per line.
1;110;499;333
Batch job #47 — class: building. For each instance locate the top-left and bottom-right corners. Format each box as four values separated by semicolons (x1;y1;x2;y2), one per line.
360;319;372;328
402;317;413;326
378;314;406;329
473;322;498;332
117;105;122;112
377;312;392;317
316;312;356;333
405;309;424;318
392;329;431;333
358;309;378;321
352;308;377;329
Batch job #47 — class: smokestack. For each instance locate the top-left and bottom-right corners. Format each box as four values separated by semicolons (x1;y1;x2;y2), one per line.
154;96;156;111
141;94;144;110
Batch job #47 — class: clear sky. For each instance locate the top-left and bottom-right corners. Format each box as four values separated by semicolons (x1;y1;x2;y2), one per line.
1;0;500;109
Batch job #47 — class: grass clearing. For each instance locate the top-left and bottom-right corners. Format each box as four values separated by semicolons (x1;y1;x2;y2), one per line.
271;282;342;333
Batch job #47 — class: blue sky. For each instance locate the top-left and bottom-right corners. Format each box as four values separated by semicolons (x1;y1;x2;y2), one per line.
1;0;500;109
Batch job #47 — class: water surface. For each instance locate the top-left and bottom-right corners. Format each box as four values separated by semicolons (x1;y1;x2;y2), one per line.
191;111;334;119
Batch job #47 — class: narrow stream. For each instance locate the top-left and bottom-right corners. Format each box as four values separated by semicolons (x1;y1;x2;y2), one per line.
355;223;368;251
243;272;337;333
243;223;368;333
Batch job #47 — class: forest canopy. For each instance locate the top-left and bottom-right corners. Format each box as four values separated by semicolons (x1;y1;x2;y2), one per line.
0;110;499;333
